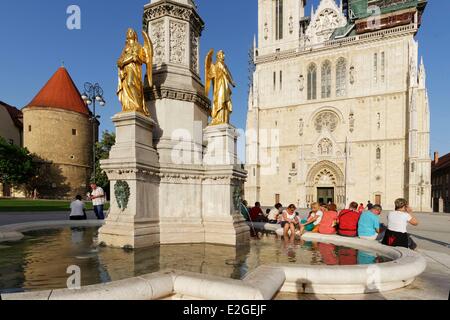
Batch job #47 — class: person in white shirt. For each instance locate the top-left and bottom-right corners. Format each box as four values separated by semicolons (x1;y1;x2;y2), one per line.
268;203;283;224
281;204;299;237
382;198;419;249
70;195;87;221
88;183;106;220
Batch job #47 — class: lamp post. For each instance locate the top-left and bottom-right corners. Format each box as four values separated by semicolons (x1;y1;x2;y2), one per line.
81;82;106;182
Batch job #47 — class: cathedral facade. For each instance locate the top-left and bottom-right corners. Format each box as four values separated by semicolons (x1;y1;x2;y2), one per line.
245;0;431;211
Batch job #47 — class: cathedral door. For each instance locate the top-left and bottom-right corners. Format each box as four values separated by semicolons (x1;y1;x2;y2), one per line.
317;187;334;205
375;195;382;206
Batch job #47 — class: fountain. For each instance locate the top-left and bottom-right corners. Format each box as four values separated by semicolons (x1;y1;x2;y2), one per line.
97;0;249;249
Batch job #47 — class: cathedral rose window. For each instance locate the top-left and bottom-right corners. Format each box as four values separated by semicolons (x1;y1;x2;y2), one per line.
314;111;339;133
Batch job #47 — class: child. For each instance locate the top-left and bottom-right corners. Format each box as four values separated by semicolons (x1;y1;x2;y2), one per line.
300;202;324;234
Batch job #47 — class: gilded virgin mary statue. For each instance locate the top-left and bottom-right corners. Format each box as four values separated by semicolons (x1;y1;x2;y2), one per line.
205;49;236;126
117;28;153;116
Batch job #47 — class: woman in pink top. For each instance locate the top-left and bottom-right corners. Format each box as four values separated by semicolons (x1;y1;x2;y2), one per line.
319;203;339;235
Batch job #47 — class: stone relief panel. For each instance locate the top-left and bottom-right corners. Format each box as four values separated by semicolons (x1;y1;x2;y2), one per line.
350;66;356;85
289;16;294;34
298;74;305;91
169;20;187;65
349;112;355;133
318;138;333;156
151;20;165;64
315;169;336;186
299;118;304;136
191;30;199;74
304;0;347;46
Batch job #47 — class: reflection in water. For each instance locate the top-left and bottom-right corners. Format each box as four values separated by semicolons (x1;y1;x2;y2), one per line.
0;227;392;293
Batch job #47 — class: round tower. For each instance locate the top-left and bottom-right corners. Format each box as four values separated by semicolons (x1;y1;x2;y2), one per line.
23;67;94;198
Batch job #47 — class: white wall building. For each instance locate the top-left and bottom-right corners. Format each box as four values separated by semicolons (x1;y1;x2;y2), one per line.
245;0;431;211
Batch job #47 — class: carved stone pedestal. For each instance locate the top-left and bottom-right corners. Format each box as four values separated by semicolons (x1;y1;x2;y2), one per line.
202;124;249;246
98;112;161;249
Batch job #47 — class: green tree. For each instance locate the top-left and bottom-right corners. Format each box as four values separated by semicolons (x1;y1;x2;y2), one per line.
92;130;116;188
0;137;36;186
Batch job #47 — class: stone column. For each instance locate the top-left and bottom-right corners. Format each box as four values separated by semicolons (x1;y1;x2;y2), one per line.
202;124;250;246
98;112;161;249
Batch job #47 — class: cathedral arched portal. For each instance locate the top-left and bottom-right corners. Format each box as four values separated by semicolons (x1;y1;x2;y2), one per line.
306;160;345;208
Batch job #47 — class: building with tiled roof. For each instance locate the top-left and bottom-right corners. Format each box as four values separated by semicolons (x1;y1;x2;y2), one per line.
22;67;97;198
432;152;450;213
0;100;23;146
0;101;24;197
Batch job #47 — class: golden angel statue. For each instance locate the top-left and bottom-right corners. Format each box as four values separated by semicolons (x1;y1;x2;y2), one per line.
117;28;153;116
205;49;236;126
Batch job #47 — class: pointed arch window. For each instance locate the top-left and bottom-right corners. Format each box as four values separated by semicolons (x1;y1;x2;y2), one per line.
307;63;317;100
321;60;332;99
336;58;347;97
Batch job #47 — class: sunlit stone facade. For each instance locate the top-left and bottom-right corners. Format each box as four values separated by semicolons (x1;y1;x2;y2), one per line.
245;0;431;211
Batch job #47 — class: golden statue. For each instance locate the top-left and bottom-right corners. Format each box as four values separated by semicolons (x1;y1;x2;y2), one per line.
117;28;153;116
205;49;236;126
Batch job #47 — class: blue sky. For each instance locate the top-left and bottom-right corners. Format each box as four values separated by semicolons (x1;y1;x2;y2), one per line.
0;0;448;157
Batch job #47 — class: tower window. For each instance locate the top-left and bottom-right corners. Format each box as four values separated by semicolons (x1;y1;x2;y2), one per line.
273;71;276;91
374;53;378;83
275;0;284;40
307;63;317;100
28;125;32;132
279;70;283;90
381;52;385;82
72;129;77;136
336;58;347;97
292;162;296;170
321;60;332;99
376;147;381;160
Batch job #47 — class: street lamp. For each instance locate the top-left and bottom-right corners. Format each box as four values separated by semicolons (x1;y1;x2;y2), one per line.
81;82;106;181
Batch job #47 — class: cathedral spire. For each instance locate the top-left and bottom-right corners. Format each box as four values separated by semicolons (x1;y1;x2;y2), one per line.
419;56;426;89
253;34;257;60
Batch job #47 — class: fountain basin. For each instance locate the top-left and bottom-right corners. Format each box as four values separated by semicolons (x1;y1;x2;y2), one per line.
0;221;426;300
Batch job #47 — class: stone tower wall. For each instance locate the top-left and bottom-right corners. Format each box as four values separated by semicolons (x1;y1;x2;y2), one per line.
23;107;93;198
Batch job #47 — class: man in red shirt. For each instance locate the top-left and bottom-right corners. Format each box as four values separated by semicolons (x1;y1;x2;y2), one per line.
249;202;265;222
337;202;361;237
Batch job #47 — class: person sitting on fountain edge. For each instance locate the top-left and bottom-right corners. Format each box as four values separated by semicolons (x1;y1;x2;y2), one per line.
281;204;299;237
249;202;266;223
337;202;361;237
70;195;87;221
300;202;323;234
267;203;283;224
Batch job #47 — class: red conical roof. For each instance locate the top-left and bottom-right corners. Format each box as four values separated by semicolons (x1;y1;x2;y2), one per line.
26;67;89;115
